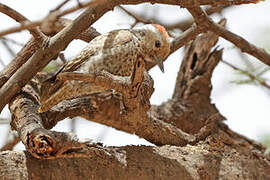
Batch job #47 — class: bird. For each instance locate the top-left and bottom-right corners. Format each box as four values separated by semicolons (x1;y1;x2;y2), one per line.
38;24;170;113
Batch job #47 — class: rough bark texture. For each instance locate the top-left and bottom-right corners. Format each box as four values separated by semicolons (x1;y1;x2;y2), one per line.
0;135;269;180
1;0;270;179
0;19;269;179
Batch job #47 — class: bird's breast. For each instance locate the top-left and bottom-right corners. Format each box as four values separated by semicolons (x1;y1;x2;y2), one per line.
79;44;139;77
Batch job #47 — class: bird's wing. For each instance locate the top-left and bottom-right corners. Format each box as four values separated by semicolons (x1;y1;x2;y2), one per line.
39;29;136;111
62;29;135;73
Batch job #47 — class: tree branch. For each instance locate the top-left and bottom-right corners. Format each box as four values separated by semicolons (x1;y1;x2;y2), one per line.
221;59;270;89
1;1;269;177
50;0;70;12
8;21;226;158
187;6;270;68
0;0;263;113
0;134;268;179
0;19;99;90
0;0;260;37
119;5;230;31
0;3;45;39
0;0;102;37
0;0;109;113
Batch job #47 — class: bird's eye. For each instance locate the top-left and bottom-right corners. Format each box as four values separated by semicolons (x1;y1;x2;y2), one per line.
155;40;161;48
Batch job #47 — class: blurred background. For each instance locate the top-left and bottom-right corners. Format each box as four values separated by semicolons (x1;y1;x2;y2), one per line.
0;0;270;150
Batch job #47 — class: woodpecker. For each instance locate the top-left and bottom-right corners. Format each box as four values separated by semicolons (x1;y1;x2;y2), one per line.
38;24;170;113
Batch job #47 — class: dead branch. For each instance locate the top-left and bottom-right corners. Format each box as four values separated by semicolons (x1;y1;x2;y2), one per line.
221;60;270;89
0;0;107;113
0;37;24;46
0;39;16;57
0;0;263;114
0;3;44;39
0;21;42;38
0;0;102;37
8;74;87;158
0;0;259;37
0;38;38;88
119;5;230;31
51;0;70;12
8;20;226;159
0;0;267;170
187;6;270;67
0;20;99;89
0;133;269;179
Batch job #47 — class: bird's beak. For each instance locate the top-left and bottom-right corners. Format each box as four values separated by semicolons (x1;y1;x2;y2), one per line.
154;53;164;73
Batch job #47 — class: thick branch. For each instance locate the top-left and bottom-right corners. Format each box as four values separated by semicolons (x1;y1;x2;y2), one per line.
9;23;227;159
0;19;99;89
0;133;269;179
0;0;113;113
0;38;37;87
0;0;262;113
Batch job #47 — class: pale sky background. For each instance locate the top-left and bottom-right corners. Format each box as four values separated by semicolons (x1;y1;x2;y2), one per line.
0;0;270;149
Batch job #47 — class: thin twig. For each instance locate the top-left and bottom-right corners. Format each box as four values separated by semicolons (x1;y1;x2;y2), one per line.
0;0;110;113
0;0;97;37
0;117;10;124
51;0;70;12
119;5;229;31
170;23;201;53
0;57;5;67
0;19;100;92
118;6;152;28
0;0;263;113
1;40;16;58
0;21;42;38
0;3;44;39
221;60;270;89
187;6;270;68
0;37;24;47
0;0;260;37
0;0;105;37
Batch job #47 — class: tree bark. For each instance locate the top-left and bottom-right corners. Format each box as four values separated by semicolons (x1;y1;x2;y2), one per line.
1;3;270;179
1;133;269;180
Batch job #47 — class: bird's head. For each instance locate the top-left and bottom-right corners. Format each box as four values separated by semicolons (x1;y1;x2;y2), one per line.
136;24;170;72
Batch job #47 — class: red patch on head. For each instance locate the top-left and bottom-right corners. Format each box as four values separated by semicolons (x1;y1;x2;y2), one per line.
153;24;169;38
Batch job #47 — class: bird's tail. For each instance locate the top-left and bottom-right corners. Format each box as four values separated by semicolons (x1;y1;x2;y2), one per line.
38;80;107;113
38;82;73;113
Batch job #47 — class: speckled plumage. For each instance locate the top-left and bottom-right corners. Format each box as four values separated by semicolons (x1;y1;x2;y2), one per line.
39;24;170;112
